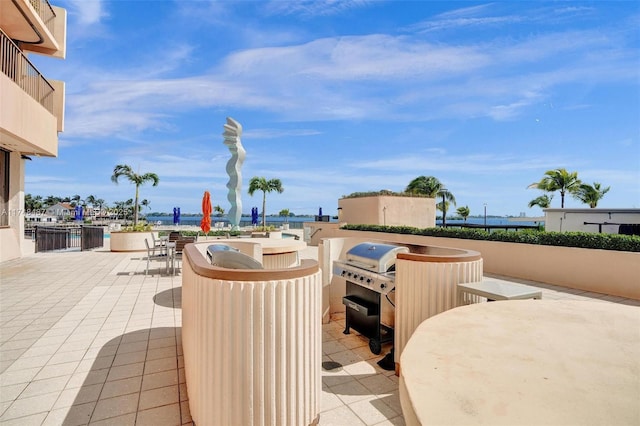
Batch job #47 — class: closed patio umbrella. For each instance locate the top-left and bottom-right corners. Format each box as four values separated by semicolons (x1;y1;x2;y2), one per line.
200;191;212;235
173;207;180;225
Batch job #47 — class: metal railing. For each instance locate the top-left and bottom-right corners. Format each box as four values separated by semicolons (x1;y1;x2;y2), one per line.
35;226;79;252
28;0;57;35
34;225;105;252
0;29;55;114
81;226;104;250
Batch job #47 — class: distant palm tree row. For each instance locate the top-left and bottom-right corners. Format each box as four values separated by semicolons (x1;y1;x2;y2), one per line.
352;169;610;222
24;164;160;225
24;193;154;221
25;166;609;229
528;168;610;209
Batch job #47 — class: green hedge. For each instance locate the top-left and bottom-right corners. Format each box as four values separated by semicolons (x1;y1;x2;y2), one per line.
159;230;242;237
340;224;640;252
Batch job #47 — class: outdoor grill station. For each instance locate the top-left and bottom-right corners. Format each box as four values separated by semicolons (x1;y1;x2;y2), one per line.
333;242;409;355
326;237;484;374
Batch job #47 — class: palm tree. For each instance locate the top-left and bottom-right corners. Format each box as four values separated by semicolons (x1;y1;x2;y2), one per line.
437;188;456;227
111;164;159;227
279;208;291;223
70;194;82;207
213;205;225;217
85;195;97;217
528;168;581;208
95;198;106;217
25;194;44;212
405;176;442;197
456;206;470;223
44;195;60;207
573;182;610;208
405;175;455;225
528;194;554;209
140;199;151;217
248;177;284;228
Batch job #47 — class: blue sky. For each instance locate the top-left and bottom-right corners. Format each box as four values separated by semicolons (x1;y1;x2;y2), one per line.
27;1;640;217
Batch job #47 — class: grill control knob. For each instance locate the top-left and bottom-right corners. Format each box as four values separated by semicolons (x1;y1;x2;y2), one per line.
353;274;358;279
366;278;372;284
380;283;386;290
360;276;364;281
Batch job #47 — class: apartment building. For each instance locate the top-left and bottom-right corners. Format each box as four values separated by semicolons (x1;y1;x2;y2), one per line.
0;0;66;262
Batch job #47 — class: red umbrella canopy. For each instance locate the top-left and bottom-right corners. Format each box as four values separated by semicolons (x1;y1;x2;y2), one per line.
200;191;212;234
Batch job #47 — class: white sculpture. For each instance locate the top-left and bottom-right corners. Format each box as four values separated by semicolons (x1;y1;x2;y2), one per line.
223;117;245;230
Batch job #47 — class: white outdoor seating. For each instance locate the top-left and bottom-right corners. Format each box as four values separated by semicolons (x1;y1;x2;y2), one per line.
144;238;167;275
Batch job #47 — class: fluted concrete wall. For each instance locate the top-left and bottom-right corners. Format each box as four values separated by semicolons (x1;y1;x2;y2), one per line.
263;251;299;269
182;250;322;426
395;254;483;364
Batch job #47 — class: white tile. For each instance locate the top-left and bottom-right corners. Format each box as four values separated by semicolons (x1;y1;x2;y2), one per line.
0;391;58;421
318;405;366;426
321;387;345;413
0;367;41;386
20;375;70;398
349;396;400;426
0;411;48;426
330;380;373;405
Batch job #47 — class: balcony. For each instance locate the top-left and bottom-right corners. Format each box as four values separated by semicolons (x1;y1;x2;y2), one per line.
0;0;66;57
0;28;63;156
1;29;54;114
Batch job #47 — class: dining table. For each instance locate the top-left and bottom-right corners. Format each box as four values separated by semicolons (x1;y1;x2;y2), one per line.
399;299;640;425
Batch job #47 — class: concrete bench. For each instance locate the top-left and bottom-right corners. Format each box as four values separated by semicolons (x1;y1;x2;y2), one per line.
458;280;542;304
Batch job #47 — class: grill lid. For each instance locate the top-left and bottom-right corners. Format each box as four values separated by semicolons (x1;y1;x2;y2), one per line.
346;242;409;273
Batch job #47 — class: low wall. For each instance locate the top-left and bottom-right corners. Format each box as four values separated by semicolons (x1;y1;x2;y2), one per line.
109;231;156;252
182;245;322;426
318;229;640;300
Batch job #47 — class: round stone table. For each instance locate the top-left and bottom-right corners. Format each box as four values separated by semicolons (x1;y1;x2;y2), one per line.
198;237;307;269
399;300;640;425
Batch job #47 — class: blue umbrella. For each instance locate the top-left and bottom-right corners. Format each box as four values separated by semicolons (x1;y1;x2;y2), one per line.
173;207;180;225
74;205;83;221
318;207;323;217
251;207;259;225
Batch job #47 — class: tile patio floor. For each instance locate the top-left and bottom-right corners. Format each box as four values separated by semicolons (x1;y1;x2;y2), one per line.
1;241;638;425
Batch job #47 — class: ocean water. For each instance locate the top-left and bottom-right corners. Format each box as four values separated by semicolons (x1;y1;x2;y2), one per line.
146;215;328;228
145;215;541;228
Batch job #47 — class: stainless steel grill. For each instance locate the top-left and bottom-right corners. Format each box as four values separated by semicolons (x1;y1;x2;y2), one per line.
334;242;409;355
333;242;409;295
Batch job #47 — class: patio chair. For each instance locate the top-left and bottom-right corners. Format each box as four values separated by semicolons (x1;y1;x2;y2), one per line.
172;236;197;275
169;231;181;242
151;232;165;253
145;238;167;275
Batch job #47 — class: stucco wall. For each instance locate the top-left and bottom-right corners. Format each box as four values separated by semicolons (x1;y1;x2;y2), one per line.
338;196;435;228
0;151;24;262
318;228;640;300
0;74;58;157
545;208;640;233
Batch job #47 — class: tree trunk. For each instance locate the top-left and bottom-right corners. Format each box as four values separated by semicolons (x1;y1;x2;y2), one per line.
442;193;447;227
134;185;140;227
262;192;267;228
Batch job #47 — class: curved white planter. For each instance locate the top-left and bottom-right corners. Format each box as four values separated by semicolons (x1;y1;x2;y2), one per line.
182;245;322;426
110;231;156;252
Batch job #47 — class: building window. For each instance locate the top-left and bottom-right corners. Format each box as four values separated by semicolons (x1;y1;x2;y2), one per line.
0;149;8;227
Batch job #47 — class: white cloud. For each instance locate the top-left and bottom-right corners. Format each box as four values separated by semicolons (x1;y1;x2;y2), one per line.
65;0;107;25
264;0;373;17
